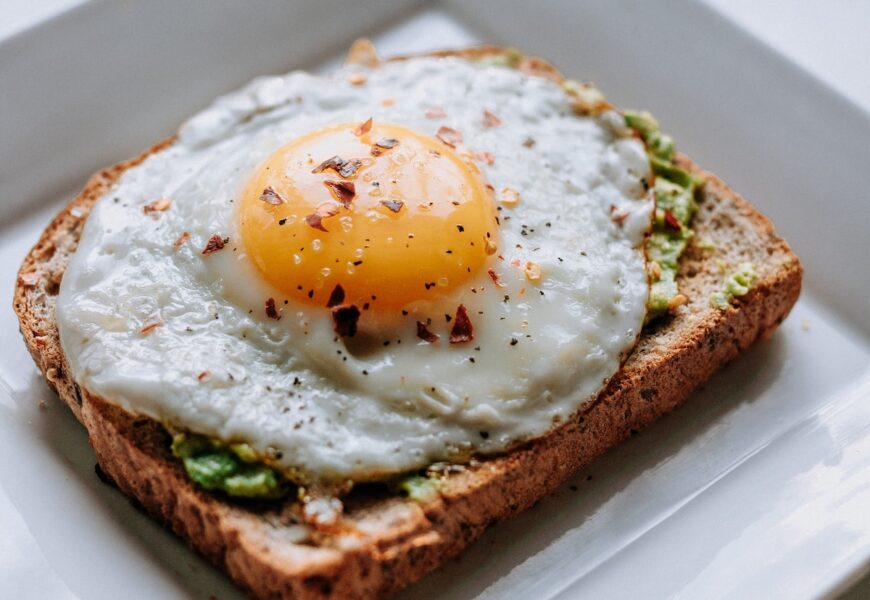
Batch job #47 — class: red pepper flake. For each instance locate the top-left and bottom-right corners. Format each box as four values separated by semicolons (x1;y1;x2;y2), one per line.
202;234;228;255
172;231;190;252
416;321;439;343
305;202;341;232
371;137;399;156
323;180;356;207
139;318;163;336
143;197;171;215
610;204;629;225
312;155;344;174
197;371;209;382
487;268;505;288
436;126;463;148
326;284;346;308
332;304;360;338
379;198;404;213
312;155;361;178
663;209;682;231
265;297;280;320
259;186;285;205
482;109;502;128
426;107;446;119
449;304;474;344
474;151;495;165
375;137;398;149
19;271;40;288
354;117;373;137
338;159;361;178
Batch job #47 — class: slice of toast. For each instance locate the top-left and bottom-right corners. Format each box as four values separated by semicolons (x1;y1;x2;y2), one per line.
13;47;802;599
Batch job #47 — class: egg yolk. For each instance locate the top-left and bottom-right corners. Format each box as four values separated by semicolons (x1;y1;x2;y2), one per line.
238;121;498;310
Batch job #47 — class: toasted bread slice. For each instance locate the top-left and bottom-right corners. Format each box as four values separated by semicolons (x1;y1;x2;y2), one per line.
13;47;802;599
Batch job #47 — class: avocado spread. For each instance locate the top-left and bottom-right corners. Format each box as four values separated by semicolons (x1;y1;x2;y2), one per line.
399;475;440;502
171;433;289;499
710;262;757;309
476;48;523;68
624;111;704;320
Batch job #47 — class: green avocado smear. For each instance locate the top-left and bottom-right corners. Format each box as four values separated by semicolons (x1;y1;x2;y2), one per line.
623;111;704;321
710;262;758;309
171;433;289;499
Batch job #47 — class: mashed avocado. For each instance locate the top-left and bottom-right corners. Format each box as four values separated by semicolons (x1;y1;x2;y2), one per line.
398;475;440;502
710;262;757;308
476;48;523;68
624;111;703;321
171;433;289;499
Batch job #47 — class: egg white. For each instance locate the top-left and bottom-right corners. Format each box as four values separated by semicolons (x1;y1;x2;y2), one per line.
56;57;653;482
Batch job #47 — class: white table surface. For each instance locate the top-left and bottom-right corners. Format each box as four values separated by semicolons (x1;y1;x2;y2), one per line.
2;1;868;597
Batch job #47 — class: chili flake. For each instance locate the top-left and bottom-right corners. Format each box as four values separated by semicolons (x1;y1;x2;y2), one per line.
436;126;463;147
375;137;399;149
312;155;343;173
259;186;285;205
371;137;400;157
449;304;474;344
354;117;373;137
172;231;190;252
663;209;681;231
305;202;341;232
610;205;629;225
139;318;163;336
312;156;361;178
379;199;403;213
324;180;356;207
474;151;495;165
202;234;228;255
482;110;502;128
143;197;171;214
416;321;439;343
487;268;505;287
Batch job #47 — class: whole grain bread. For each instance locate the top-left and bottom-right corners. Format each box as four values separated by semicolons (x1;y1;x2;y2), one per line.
13;47;802;599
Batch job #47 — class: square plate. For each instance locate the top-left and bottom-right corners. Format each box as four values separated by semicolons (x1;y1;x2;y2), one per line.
1;1;868;598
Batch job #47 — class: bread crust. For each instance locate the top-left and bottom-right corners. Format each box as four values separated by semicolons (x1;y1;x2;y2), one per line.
13;47;802;599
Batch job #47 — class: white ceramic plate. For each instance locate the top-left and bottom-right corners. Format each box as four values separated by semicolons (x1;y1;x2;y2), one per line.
1;2;868;598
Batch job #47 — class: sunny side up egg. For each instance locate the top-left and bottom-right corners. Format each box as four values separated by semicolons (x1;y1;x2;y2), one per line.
56;55;654;483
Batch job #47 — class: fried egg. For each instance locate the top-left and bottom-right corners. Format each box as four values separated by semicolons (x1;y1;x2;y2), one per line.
56;53;653;482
